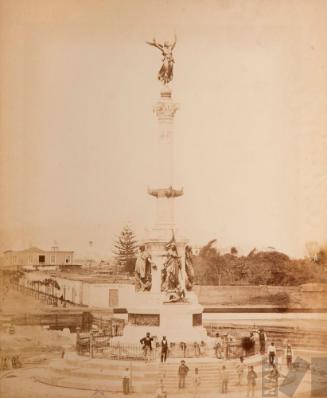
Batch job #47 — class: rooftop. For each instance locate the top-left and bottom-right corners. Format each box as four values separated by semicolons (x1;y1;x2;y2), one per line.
3;247;74;254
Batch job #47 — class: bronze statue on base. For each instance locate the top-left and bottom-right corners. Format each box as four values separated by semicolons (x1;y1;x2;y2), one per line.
146;35;177;85
135;245;154;291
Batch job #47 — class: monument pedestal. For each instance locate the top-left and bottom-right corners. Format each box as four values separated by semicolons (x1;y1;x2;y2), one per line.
115;291;208;343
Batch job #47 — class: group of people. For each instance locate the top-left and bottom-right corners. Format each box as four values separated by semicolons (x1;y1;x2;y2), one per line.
123;337;294;397
246;329;267;355
213;332;237;359
0;354;22;370
156;361;198;398
162;359;257;398
140;333;208;363
214;329;269;360
242;329;293;371
267;341;293;368
235;357;258;397
140;333;169;362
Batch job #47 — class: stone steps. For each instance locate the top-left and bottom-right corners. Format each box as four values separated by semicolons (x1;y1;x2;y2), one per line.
264;335;327;350
35;361;158;393
50;366;158;381
33;352;300;394
156;357;264;393
36;374;157;393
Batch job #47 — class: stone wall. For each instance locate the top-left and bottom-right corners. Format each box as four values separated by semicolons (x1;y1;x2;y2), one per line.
194;284;327;308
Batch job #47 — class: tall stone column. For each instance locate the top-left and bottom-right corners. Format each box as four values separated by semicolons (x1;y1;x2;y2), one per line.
145;87;187;294
147;87;182;239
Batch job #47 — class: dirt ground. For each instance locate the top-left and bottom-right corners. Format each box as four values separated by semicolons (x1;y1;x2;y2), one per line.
1;287;326;398
0;360;322;398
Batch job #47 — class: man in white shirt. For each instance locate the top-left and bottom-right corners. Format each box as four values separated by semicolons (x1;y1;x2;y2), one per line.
193;368;201;398
259;329;267;354
268;342;276;366
236;356;245;386
214;333;223;359
122;367;130;394
285;343;293;369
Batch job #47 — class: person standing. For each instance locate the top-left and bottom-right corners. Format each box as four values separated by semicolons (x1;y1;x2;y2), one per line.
140;332;153;362
253;331;260;354
259;329;267;354
161;336;168;363
249;332;256;355
193;368;201;398
268;342;276;366
214;333;223;359
247;366;257;398
178;360;189;389
15;355;22;368
285;343;293;369
236;356;245;386
11;355;16;368
221;365;229;394
122;367;130;394
2;355;9;370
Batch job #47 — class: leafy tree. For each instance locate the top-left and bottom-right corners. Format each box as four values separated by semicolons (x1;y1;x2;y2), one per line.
193;242;327;286
113;225;138;273
196;240;224;285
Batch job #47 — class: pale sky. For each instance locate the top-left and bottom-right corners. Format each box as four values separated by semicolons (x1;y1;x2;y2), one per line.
0;0;327;258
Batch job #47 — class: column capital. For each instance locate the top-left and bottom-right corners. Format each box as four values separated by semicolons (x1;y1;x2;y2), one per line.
154;89;179;120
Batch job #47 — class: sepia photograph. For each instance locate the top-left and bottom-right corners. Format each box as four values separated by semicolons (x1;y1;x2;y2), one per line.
1;1;327;397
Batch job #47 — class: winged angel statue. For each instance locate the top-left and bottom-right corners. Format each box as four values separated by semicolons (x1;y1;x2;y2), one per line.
146;35;177;84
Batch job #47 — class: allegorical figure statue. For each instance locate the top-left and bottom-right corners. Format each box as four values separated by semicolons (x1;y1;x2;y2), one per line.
161;242;181;292
146;35;177;85
135;245;154;291
185;245;195;290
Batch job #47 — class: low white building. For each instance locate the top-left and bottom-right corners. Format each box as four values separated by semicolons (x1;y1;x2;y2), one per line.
1;247;74;269
21;271;135;309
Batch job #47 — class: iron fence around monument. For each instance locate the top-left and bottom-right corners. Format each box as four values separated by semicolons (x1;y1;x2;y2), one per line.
105;342;156;361
76;331;157;360
166;342;208;358
76;329;244;361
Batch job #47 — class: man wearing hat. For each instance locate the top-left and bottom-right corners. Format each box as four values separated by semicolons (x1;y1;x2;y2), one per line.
140;332;153;361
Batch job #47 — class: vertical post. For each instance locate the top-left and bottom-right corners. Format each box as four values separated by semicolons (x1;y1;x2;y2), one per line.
90;331;94;358
76;326;80;354
129;361;133;393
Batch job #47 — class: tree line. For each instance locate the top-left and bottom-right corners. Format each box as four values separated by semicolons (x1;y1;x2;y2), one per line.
193;240;327;286
113;226;327;286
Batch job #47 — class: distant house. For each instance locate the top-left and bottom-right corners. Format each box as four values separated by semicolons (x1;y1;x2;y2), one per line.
1;247;74;269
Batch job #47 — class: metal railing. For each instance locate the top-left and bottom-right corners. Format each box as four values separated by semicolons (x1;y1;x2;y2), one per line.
10;282;83;308
76;330;156;360
76;330;242;361
106;342;156;361
165;342;208;358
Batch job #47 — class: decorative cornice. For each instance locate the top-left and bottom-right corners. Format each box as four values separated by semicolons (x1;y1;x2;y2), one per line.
147;186;183;198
